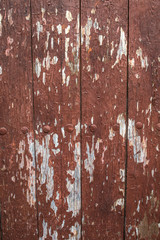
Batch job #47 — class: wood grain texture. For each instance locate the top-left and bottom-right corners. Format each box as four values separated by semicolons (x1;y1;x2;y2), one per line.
0;1;38;239
81;0;128;239
125;0;160;239
31;0;81;239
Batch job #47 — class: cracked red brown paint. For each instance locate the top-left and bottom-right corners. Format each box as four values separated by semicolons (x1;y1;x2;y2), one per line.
0;1;159;239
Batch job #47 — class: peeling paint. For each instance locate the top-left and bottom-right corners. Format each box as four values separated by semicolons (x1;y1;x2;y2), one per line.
66;11;73;22
36;21;43;41
112;28;127;68
128;119;148;170
66;142;81;217
111;198;124;211
84;136;95;183
69;222;81;240
81;17;92;50
117;113;126;140
35;58;41;78
136;47;149;71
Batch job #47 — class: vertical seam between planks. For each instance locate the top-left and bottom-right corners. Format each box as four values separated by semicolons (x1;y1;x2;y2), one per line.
0;202;3;240
29;1;40;238
60;1;63;237
123;0;130;239
79;0;82;239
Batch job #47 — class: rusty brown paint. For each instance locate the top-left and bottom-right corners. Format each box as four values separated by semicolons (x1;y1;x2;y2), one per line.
1;1;159;239
125;0;160;239
31;0;81;239
0;128;7;135
0;1;38;239
21;127;29;134
81;0;128;239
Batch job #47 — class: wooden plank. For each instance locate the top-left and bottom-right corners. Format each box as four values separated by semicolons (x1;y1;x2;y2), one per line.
125;0;160;239
0;1;38;239
31;1;81;239
81;0;128;239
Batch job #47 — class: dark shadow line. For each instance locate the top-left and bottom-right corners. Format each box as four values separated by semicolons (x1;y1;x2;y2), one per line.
29;1;39;238
0;202;3;240
123;0;130;240
79;0;83;239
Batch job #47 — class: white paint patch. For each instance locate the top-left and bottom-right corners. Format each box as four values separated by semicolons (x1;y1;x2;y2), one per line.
111;198;124;211
137;200;140;212
26;14;30;21
45;31;50;50
36;21;43;41
75;120;80;137
0;66;2;75
93;18;99;31
91;9;96;14
53;134;59;148
145;103;152;126
52;56;58;65
65;25;70;34
36;135;54;202
65;37;70;63
128;119;149;170
95;138;102;153
35;58;41;78
99;35;105;46
81;17;92;50
66;142;81;217
87;65;91;72
112;28;127;68
45;51;51;70
49;228;58;240
8;9;13;25
69;222;81;240
66;10;73;22
41;8;45;19
117;113;126;140
57;24;62;34
61;127;66;138
18;134;36;207
51;37;54;49
101;146;107;164
110;41;114;56
120;169;125;182
43;72;46;85
39;219;48;240
135;73;140;79
109;127;115;140
93;73;99;82
18;140;25;170
62;67;66;85
84;136;95;183
129;58;135;68
136;47;149;71
51;200;57;215
66;14;80;75
66;76;70;87
156;144;159;152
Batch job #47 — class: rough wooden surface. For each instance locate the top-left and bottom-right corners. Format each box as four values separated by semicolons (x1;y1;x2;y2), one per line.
81;0;128;239
0;1;38;239
1;0;160;239
32;0;81;239
126;0;160;239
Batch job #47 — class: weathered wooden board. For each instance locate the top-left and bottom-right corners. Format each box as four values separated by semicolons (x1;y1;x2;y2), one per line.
31;0;81;239
125;0;160;239
81;0;128;239
0;1;38;239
